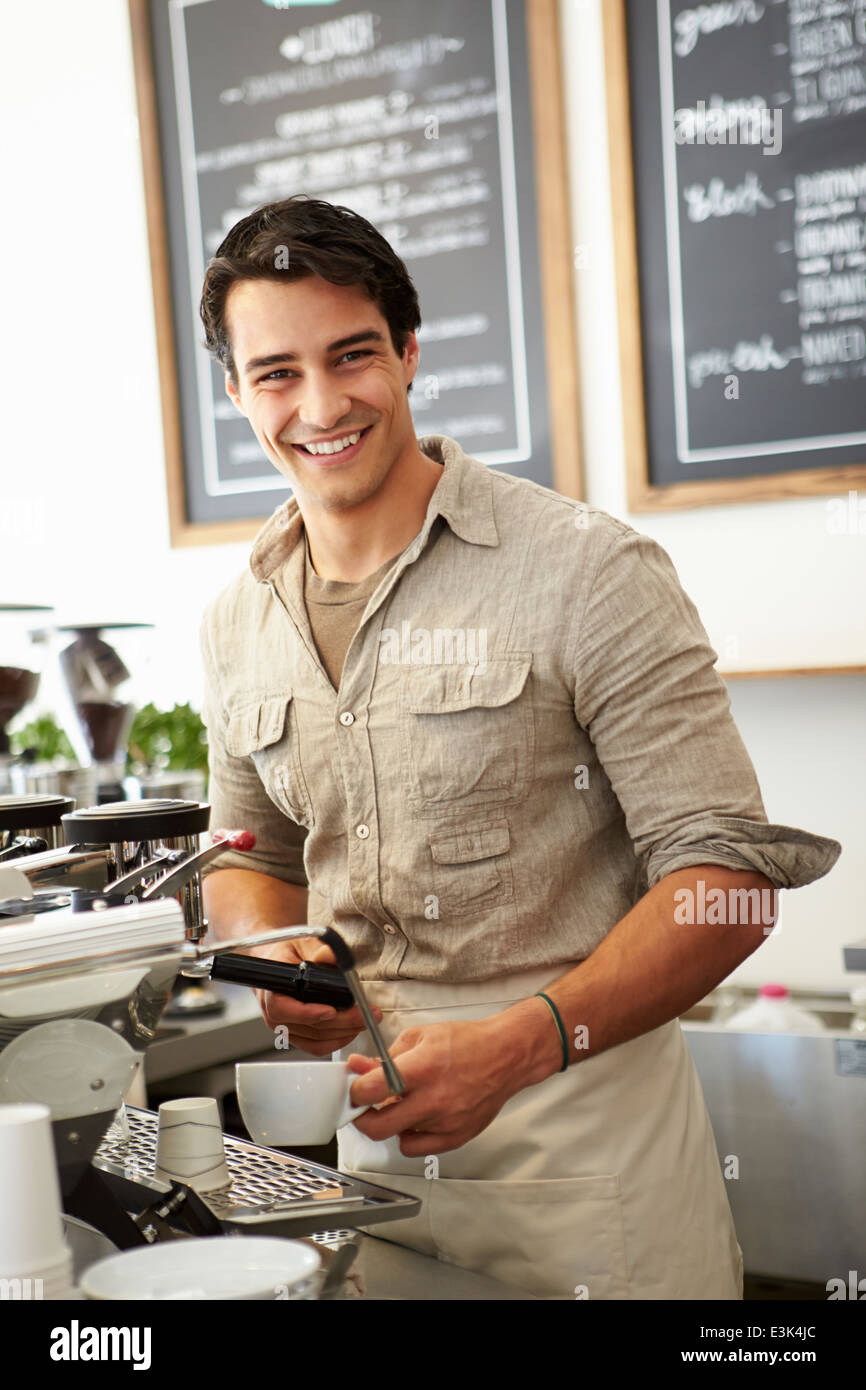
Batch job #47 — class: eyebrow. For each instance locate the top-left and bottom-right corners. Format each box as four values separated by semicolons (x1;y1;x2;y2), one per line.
243;329;387;376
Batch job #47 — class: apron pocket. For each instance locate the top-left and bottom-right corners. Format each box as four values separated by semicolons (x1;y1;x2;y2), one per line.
336;1168;436;1258
428;1174;631;1300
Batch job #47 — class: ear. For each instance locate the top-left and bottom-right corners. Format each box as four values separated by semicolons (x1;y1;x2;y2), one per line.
403;330;420;387
225;372;246;415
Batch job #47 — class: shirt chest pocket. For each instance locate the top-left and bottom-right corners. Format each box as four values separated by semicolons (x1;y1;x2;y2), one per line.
429;818;514;915
399;654;534;812
224;693;313;827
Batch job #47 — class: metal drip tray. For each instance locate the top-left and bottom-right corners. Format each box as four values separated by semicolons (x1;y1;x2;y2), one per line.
92;1106;420;1238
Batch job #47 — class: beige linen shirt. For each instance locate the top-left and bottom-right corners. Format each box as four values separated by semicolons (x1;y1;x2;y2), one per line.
199;434;841;983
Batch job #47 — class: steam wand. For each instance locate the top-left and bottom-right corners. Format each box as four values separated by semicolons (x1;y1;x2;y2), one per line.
182;925;405;1097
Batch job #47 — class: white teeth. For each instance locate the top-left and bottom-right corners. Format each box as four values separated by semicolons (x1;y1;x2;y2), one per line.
303;431;362;455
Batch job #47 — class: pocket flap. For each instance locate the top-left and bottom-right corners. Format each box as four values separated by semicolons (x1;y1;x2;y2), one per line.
403;654;532;714
430;821;510;864
224;694;291;757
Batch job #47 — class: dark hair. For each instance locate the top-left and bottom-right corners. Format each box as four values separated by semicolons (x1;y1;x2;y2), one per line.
199;195;421;391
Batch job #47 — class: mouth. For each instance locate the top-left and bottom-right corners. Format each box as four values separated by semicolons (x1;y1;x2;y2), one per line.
290;424;374;466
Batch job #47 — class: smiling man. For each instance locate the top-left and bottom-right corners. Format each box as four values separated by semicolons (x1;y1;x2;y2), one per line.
220;272;443;578
198;195;840;1300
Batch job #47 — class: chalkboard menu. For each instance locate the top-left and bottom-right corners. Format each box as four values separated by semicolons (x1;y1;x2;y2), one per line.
608;0;866;508
131;0;579;540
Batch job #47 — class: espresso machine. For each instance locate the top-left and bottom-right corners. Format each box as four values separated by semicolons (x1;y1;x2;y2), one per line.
0;797;416;1287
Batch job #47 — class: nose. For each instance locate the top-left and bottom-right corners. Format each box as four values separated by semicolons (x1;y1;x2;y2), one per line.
296;370;352;436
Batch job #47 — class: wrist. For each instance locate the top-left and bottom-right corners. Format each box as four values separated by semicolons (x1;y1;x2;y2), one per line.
483;995;566;1094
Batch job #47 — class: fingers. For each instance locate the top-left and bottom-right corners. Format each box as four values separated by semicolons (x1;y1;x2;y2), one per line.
258;991;382;1036
351;1095;434;1139
345;1053;381;1075
291;1034;367;1057
256;993;341;1029
248;936;337;968
344;1029;420;1101
254;1007;367;1056
398;1131;456;1158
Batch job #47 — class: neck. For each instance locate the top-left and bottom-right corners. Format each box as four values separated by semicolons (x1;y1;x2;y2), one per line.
301;438;443;581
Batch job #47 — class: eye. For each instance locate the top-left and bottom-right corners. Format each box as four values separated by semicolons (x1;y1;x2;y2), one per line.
258;351;371;383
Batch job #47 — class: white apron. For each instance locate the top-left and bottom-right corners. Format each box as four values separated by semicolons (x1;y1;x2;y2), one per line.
336;963;743;1301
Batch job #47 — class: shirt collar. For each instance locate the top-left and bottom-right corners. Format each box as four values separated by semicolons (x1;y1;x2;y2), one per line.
249;433;499;583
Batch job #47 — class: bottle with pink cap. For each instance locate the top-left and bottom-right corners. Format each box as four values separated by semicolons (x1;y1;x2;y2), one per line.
724;984;824;1034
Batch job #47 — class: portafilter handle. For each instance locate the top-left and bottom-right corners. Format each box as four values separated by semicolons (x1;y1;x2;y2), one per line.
139;829;256;902
0;836;48;863
183;924;406;1098
16;845;112;887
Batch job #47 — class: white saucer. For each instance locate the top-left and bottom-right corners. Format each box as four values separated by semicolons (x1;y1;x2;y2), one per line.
80;1236;321;1300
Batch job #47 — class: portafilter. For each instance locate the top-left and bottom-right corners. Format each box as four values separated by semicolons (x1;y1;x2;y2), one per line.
0;793;75;861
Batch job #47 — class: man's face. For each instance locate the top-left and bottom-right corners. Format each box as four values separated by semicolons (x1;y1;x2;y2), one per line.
224;275;419;512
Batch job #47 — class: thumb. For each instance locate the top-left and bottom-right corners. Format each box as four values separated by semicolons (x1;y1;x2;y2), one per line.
295;935;338;966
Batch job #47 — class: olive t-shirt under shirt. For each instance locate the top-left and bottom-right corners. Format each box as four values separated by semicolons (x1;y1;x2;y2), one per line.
303;531;403;690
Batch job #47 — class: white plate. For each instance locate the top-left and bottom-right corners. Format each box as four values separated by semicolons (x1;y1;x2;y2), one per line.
80;1236;321;1301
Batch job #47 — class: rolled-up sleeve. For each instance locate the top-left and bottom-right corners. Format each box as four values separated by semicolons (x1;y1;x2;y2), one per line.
199;605;308;887
571;526;841;892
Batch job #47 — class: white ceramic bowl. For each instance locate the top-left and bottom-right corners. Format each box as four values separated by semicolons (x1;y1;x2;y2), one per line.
80;1236;321;1301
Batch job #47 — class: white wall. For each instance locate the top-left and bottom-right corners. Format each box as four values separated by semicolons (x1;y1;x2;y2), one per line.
0;0;248;712
0;0;861;991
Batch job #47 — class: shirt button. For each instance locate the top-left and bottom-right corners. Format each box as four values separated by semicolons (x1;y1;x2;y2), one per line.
355;823;370;839
339;711;355;726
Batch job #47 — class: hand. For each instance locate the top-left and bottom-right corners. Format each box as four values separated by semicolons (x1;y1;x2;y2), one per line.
248;934;383;1057
345;1017;521;1156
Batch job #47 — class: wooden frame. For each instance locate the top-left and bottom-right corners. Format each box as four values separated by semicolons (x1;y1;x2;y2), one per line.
723;665;866;680
603;0;866;512
129;0;256;548
526;0;583;502
129;0;582;546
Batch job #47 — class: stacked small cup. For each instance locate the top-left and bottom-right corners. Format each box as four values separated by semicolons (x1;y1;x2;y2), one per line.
154;1097;231;1192
0;1102;74;1300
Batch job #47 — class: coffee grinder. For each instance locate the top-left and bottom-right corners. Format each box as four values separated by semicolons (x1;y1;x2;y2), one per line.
0;605;52;794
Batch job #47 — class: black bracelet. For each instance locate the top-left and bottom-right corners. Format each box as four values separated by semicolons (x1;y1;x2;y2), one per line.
535;992;569;1072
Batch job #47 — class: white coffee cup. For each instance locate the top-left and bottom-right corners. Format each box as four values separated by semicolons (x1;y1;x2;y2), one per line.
0;1103;70;1277
236;1061;368;1147
155;1097;231;1192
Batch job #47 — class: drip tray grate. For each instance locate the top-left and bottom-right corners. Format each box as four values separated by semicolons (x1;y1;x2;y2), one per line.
93;1106;420;1239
